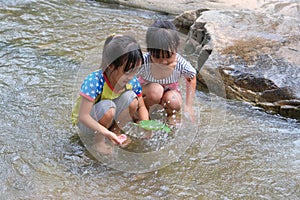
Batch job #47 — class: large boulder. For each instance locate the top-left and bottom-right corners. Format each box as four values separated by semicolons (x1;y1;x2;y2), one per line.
95;0;248;15
175;7;300;120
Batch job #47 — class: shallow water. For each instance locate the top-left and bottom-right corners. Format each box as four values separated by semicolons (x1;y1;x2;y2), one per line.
0;0;299;199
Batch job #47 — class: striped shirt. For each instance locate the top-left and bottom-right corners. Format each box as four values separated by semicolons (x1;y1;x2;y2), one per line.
137;52;196;87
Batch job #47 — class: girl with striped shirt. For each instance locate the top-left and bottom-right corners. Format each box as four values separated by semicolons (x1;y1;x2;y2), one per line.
138;20;197;122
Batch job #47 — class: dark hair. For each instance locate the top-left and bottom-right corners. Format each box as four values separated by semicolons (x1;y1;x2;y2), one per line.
146;20;180;59
101;35;143;73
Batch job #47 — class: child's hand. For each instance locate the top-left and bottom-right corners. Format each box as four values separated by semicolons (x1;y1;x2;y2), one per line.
117;134;127;144
184;106;195;122
103;131;122;145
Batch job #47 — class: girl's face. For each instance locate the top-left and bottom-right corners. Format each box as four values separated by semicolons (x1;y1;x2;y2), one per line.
151;51;177;66
149;51;177;80
114;60;142;86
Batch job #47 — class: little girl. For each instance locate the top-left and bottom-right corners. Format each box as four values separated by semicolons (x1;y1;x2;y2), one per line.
137;20;197;122
72;34;149;154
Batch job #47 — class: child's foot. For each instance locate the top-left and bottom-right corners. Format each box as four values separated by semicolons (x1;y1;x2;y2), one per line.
93;142;113;155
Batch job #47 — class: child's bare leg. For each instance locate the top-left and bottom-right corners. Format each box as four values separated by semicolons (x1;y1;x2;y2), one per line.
94;108;115;154
142;83;164;120
111;98;140;147
161;90;182;124
142;83;164;110
111;98;137;133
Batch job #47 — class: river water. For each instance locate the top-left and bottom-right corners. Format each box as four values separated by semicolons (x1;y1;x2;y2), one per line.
0;0;299;199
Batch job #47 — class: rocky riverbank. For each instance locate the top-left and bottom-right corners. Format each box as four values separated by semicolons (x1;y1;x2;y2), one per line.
97;0;300;120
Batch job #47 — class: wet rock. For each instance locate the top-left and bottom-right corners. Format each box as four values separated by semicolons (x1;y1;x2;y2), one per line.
228;71;278;92
275;99;300;107
260;87;296;102
176;8;300;120
173;9;208;34
279;105;300;120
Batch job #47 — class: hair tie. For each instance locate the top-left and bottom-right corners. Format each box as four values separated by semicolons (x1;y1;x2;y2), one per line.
109;33;116;37
109;33;123;39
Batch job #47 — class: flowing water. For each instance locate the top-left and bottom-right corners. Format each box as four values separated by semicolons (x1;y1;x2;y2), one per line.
0;0;299;199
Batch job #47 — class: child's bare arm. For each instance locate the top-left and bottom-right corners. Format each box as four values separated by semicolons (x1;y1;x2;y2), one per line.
185;76;197;121
137;95;149;121
78;97;121;144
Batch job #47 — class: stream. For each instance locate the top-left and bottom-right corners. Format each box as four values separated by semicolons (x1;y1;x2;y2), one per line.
0;0;299;199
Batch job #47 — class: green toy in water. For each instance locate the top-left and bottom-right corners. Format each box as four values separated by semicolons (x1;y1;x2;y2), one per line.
133;120;171;133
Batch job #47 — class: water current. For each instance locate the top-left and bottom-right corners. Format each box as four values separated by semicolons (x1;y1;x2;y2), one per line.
0;0;299;199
